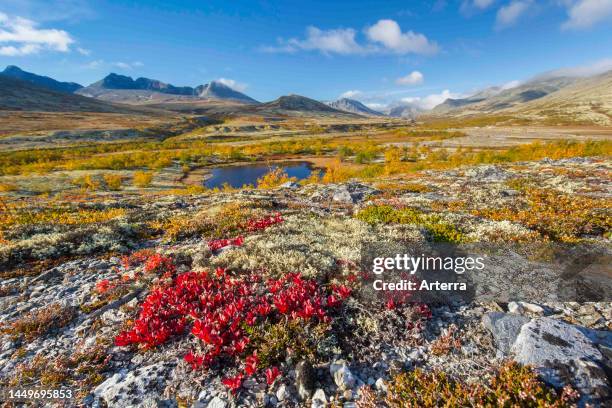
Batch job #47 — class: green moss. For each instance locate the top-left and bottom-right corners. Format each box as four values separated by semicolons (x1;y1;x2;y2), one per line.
355;205;469;244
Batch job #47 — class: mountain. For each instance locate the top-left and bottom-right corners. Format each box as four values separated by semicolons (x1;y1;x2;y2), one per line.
0;75;141;113
77;74;258;104
1;65;83;94
326;98;384;116
194;81;258;103
259;95;355;116
431;77;578;115
388;105;421;119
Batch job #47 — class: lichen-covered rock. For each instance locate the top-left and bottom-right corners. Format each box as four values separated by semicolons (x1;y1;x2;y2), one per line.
511;317;610;405
482;312;530;356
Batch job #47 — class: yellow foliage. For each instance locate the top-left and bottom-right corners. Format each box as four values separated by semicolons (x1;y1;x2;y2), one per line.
133;171;154;188
257;167;295;189
102;174;123;190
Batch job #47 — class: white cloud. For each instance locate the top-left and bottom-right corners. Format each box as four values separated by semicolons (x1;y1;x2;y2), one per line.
0;12;74;55
461;0;496;14
365;19;438;55
83;59;103;69
113;61;144;70
496;1;532;28
537;58;612;78
340;90;362;98
400;89;460;110
365;102;387;110
396;70;424;86
76;46;90;55
561;0;612;29
501;79;521;89
262;19;437;56
215;78;248;92
263;26;364;55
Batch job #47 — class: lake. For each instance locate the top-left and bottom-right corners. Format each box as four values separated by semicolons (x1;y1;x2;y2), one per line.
204;161;316;189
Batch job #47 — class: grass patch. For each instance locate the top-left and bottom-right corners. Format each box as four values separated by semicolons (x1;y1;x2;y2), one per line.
2;303;76;342
355;205;469;243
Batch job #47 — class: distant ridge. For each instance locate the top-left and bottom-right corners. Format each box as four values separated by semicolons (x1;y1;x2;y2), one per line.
327;98;384;116
1;65;83;94
77;74;258;104
0;75;141;113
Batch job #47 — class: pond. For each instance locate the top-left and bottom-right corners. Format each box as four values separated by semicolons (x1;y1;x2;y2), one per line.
203;161;316;189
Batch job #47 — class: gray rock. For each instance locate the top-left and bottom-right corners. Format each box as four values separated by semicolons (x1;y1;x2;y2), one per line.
278;181;300;189
511;317;610;405
93;363;171;407
482;312;529;356
295;360;315;400
330;360;356;390
311;389;327;408
206;397;227;408
332;186;354;203
374;378;387;393
507;301;524;314
276;384;287;401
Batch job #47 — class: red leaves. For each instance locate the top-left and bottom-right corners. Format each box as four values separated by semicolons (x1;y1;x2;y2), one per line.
245;353;258;375
265;366;281;385
208;236;245;251
332;284;352;300
144;253;176;276
245;213;283;232
95;279;115;294
222;374;244;394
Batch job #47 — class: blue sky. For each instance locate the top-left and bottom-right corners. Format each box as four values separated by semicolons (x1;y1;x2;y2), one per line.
1;0;611;109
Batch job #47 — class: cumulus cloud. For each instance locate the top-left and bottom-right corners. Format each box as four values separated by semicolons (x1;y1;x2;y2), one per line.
561;0;612;29
400;89;460;110
0;12;74;55
215;78;248;92
365;19;438;55
495;1;533;28
396;71;424;86
261;19;437;56
340;90;362;98
113;61;144;70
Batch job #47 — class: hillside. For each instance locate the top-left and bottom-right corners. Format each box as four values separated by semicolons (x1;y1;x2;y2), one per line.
327;98;384;116
513;70;612;125
258;95;358;117
431;76;578;116
0;65;83;94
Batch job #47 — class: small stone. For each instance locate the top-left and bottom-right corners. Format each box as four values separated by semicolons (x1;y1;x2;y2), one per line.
375;378;387;393
343;389;353;400
330;360;356;390
518;301;544;315
507;301;524;314
207;396;227;408
276;384;287;401
295;360;315;400
367;377;375;386
311;389;327;408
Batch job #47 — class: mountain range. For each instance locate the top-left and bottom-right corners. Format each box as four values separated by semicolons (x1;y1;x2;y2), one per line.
76;73;258;104
1;65;611;124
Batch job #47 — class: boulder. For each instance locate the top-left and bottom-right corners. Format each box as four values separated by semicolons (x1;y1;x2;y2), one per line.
482;312;530;356
511;317;610;405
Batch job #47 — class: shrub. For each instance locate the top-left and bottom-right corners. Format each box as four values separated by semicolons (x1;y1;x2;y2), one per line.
474;189;611;242
257;167;294;189
2;303;76;341
72;174;101;191
383;362;579;407
102;173;123;190
322;159;353;183
133;171;154;188
0;182;17;192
